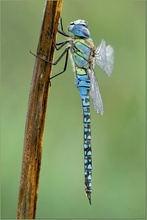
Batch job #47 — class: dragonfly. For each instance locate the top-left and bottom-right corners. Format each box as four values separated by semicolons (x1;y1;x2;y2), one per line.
31;18;114;205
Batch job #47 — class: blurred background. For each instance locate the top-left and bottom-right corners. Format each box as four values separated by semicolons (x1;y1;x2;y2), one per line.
1;0;145;219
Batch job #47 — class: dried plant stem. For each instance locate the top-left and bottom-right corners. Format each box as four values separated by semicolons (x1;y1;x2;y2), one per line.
17;0;63;218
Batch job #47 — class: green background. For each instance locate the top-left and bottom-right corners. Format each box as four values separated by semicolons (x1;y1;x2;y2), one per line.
1;0;145;219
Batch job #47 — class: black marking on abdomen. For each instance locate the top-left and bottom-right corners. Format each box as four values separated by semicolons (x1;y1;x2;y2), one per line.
76;74;92;205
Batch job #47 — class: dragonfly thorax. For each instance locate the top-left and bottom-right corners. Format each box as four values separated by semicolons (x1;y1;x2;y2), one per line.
69;39;94;70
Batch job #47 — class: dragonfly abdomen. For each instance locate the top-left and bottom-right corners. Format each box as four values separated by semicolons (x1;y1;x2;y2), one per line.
75;72;92;205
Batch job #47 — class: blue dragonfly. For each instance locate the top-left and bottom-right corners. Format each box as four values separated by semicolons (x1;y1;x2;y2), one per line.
31;18;114;205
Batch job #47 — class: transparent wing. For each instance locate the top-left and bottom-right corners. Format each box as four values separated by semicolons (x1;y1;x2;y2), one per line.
95;39;114;77
89;70;104;115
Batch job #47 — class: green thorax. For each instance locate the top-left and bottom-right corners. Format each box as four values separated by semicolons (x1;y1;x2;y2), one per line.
71;38;95;71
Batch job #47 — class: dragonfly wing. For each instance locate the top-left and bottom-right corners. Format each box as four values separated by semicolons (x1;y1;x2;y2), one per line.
95;40;107;70
104;45;114;76
95;39;114;77
89;70;104;115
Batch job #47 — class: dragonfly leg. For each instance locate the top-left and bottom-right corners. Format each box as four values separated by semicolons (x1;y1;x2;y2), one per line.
59;17;64;32
30;47;69;80
50;34;70;50
55;41;70;50
50;47;69;79
30;50;53;64
58;17;70;37
30;46;69;66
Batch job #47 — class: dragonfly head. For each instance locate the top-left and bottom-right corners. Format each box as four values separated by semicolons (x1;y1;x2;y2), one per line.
68;20;90;38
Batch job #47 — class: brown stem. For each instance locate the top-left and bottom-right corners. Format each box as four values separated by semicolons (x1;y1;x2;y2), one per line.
17;0;63;218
